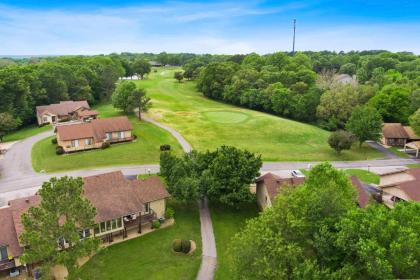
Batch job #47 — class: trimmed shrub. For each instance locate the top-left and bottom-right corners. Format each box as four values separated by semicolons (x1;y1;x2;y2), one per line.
132;133;137;140
51;138;57;144
56;146;64;155
160;144;171;151
152;220;161;229
172;239;182;252
165;207;175;219
101;142;110;149
181;240;191;254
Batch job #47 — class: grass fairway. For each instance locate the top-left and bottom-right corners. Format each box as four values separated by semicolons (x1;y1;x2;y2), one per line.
32;105;183;172
136;68;381;161
79;202;202;280
4;124;52;142
210;202;259;279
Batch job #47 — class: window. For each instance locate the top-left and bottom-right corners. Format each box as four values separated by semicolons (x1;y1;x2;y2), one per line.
106;221;112;231
100;222;106;232
145;203;150;213
118;131;124;139
43;117;48;122
112;219;117;229
85;138;92;145
71;139;79;148
106;133;112;140
79;229;91;239
94;225;100;235
0;246;8;261
117;218;122;228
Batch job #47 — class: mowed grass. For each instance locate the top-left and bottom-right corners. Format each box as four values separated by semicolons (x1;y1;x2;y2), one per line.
79;201;202;280
32;105;183;172
136;68;382;161
210;202;259;279
344;169;380;184
4;124;52;142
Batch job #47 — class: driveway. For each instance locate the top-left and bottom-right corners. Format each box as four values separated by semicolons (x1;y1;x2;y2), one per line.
367;141;402;159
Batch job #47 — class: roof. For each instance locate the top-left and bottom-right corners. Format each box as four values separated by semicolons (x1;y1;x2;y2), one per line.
0;208;22;257
36;101;90;117
83;171;145;223
382;123;409;139
78;110;99;117
130;176;170;202
397;168;420;201
256;172;305;200
56;116;132;141
403;126;420;140
350;176;370;208
406;141;420;150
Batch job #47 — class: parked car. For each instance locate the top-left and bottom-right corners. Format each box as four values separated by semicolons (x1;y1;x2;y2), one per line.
291;170;305;178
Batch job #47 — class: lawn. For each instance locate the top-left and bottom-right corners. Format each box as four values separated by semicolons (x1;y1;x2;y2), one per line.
79;201;202;280
210;202;259;279
388;147;410;158
32;110;183;172
407;164;420;169
135;68;381;161
344;169;380;184
4;124;52;142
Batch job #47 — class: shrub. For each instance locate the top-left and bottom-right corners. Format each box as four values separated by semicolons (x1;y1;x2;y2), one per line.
172;239;182;252
160;144;171;151
152;220;161;229
165;207;175;219
101;142;110;149
181;240;191;254
132;133;137;140
328;130;355;154
56;146;64;155
51;138;57;144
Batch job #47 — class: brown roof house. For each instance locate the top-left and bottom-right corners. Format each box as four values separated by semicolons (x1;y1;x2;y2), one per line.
378;168;420;208
36;100;94;126
381;123;420;147
255;172;372;210
56;116;133;152
0;171;170;276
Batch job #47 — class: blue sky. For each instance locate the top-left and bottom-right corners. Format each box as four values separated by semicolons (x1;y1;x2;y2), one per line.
0;0;419;55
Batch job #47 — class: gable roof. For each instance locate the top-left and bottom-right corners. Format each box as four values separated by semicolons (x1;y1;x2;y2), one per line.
0;208;22;257
382;123;409;139
350;176;370;208
78;110;99;117
36;101;90;117
256;172;305;200
129;176;170;203
397;168;420;201
56;116;132;141
403;126;420;140
83;171;145;223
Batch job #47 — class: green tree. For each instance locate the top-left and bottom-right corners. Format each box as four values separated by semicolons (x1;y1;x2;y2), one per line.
20;176;99;278
174;71;184;82
197;62;238;100
339;63;357;76
409;108;420;136
228;163;357;279
112;81;151;119
132;59;151;79
368;84;411;123
0;112;21;142
328;130;355;154
346;106;383;146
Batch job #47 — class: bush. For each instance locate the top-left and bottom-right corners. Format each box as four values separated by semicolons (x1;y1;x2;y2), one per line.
160;144;171;151
51;138;57;144
132;133;137;140
101;142;110;149
165;207;175;219
172;239;182;252
152;220;161;229
328;130;355;154
56;146;64;155
181;240;191;254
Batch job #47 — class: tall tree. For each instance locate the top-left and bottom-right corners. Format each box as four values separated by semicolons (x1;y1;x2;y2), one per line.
20;176;99;278
409;108;420;136
0;112;21;142
346;106;384;146
132;59;151;79
174;71;184;83
112;81;151;119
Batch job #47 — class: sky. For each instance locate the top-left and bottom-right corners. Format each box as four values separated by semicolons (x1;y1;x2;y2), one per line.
0;0;420;55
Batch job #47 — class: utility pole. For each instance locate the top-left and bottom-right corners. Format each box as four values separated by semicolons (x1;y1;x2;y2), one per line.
292;19;296;55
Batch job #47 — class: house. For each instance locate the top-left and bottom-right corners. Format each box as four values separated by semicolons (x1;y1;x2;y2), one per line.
56;116;133;152
381;123;420;147
255;172;371;210
0;171;170;276
378;168;420;208
36;101;93;125
255;173;305;210
149;60;163;67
